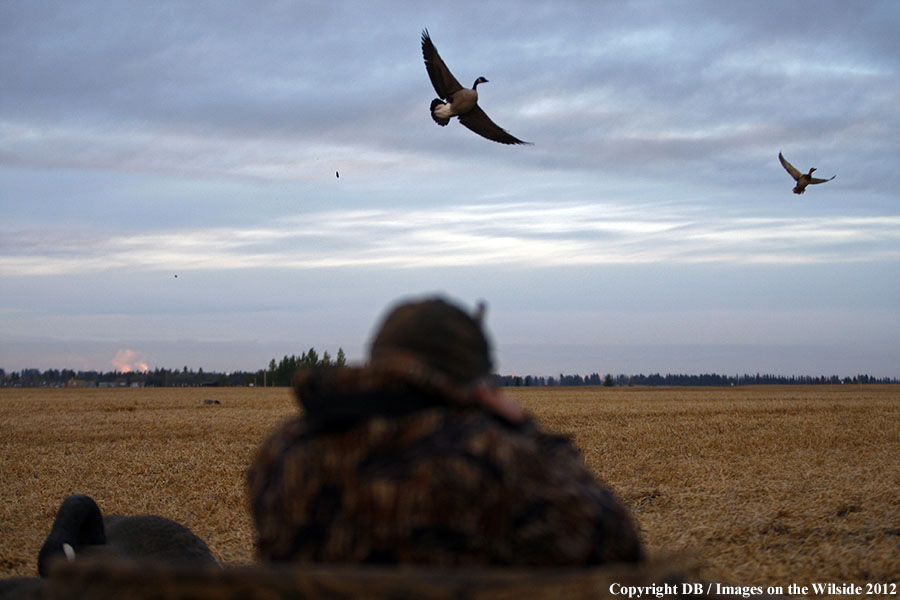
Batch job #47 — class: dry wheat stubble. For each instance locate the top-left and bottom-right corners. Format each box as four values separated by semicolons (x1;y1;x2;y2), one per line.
2;385;898;587
507;385;900;586
1;387;293;574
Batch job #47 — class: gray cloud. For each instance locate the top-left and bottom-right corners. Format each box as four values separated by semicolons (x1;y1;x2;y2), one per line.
3;202;898;277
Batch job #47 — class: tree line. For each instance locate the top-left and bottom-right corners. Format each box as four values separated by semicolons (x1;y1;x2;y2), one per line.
1;359;897;388
0;366;263;388
265;347;346;386
495;372;899;387
0;347;346;388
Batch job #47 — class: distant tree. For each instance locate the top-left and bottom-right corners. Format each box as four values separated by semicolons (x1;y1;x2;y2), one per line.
304;347;319;366
261;347;350;386
267;359;277;386
603;374;615;387
274;355;295;386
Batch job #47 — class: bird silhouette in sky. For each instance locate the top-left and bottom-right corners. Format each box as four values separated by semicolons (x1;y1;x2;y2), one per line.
421;29;530;145
779;152;835;194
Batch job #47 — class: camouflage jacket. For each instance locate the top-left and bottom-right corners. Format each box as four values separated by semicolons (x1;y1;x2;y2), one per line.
247;358;643;567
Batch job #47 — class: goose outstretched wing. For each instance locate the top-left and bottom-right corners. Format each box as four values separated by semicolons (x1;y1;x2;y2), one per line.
421;29;462;99
458;106;530;145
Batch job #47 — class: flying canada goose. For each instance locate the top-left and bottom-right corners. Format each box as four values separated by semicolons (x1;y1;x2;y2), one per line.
779;152;835;194
37;494;219;576
421;29;530;145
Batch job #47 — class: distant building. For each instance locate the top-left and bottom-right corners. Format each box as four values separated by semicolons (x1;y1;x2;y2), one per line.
66;379;97;388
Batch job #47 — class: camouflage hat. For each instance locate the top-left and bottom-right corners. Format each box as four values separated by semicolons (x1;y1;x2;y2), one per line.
369;297;493;384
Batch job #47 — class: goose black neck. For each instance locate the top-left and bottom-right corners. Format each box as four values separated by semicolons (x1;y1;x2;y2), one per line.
37;495;106;576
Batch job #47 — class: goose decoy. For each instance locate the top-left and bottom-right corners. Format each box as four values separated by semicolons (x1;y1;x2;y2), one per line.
37;494;219;576
421;29;530;145
0;577;43;600
779;152;835;194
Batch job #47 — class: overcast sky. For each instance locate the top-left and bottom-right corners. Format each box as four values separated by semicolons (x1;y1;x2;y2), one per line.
2;1;899;378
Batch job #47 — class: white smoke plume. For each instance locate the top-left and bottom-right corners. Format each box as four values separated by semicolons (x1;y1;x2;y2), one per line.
111;349;149;373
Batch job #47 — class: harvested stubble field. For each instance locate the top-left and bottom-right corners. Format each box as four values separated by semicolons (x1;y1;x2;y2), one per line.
1;385;898;591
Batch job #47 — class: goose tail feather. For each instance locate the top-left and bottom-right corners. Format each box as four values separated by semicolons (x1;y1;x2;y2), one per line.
430;98;451;126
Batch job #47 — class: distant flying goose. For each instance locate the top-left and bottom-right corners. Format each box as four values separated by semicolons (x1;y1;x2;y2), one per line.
421;29;530;145
779;152;835;194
